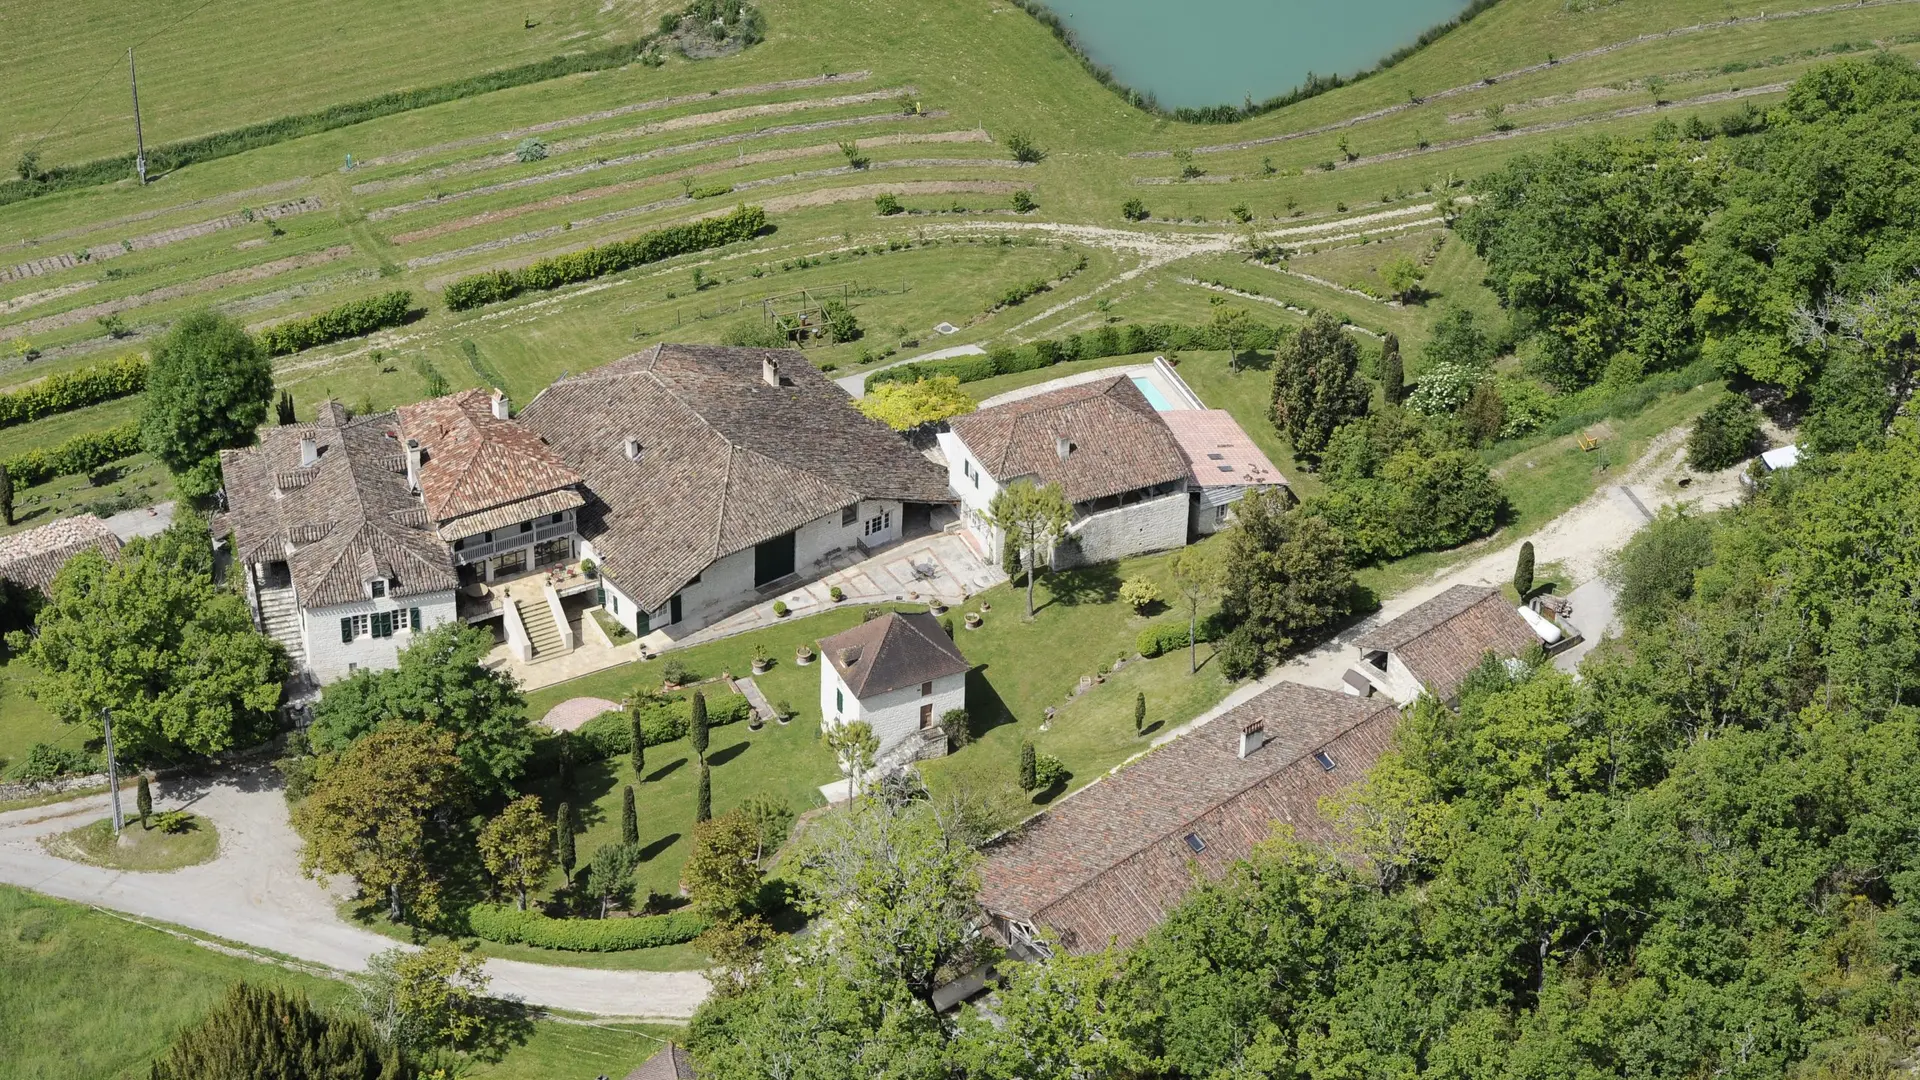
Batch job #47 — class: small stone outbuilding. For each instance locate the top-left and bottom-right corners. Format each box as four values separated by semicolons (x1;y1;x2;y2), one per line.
818;610;969;771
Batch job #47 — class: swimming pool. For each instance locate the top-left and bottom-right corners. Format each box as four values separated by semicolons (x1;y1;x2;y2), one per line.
1131;376;1173;412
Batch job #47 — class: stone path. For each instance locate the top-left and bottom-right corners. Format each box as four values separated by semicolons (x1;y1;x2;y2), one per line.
732;677;778;724
540;696;622;732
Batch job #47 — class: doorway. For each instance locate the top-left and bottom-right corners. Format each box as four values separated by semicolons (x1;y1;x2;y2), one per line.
754;530;796;586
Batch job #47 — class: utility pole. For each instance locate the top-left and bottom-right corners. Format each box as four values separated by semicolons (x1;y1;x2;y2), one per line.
103;708;124;834
129;49;148;185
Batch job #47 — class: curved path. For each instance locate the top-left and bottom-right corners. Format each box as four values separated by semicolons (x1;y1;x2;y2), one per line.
0;771;708;1019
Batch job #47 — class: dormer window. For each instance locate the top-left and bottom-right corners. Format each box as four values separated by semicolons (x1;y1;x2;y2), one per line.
369;579;387;599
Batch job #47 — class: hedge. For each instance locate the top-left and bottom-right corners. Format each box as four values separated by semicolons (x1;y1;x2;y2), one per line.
0;0;767;208
466;903;709;952
865;319;1292;392
259;291;414;356
4;422;142;486
444;206;768;310
0;354;147;430
574;691;752;759
1136;615;1222;659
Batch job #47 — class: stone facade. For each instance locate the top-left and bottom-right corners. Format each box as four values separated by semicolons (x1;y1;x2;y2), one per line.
1053;490;1190;569
820;660;965;764
303;590;458;683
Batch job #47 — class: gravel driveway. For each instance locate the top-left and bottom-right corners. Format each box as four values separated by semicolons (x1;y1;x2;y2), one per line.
0;771;708;1019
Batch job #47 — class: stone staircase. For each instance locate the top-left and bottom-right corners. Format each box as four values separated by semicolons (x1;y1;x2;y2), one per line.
256;585;306;670
515;598;566;661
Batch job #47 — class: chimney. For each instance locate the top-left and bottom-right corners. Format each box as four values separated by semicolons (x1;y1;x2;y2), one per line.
299;436;318;467
762;356;780;388
490;389;510;420
1238;718;1267;759
623;437;644;461
405;438;423;492
1055;436;1074;460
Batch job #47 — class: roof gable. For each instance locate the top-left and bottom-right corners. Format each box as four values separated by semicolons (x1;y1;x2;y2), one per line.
0;514;121;594
1357;585;1541;701
396;389;582;524
819;611;971;698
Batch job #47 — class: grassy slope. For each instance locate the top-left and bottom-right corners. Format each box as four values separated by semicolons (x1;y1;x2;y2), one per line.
0;884;680;1080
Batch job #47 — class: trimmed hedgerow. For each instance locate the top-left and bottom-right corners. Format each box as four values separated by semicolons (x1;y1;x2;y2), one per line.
1136;615;1223;659
0;0;768;208
0;354;147;430
4;423;142;486
258;291;415;357
443;206;767;310
864;319;1293;392
574;691;751;759
467;903;708;951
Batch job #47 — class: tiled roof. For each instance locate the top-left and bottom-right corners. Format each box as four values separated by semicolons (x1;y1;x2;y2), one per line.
819;611;970;699
1161;409;1286;489
1356;584;1541;703
624;1043;695;1080
396;388;582;525
436;488;584;543
0;514;121;594
515;344;952;613
978;682;1397;954
947;377;1191;505
218;403;458;609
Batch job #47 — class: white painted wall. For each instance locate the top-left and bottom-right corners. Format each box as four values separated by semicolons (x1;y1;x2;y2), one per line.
302;589;456;683
939;431;1008;560
820;661;965;763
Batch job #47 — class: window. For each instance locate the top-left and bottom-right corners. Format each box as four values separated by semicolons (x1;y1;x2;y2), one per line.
549;512;564;524
864;509;893;536
493;549;526;577
842;504;858;527
519;521;533;533
408;608;422;632
453;537;465;551
340;613;372;642
534;537;571;567
369;579;386;599
609;593;619;614
835;688;844;712
1206;452;1225;461
1183;832;1206;854
920;681;933;697
1313;750;1337;772
1216;464;1235;473
1215;503;1232;525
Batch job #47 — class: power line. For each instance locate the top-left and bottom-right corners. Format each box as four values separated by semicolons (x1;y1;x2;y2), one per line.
23;0;228;160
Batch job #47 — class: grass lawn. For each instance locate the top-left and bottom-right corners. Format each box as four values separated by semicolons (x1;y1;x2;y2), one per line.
42;814;219;872
0;884;681;1080
0;661;69;777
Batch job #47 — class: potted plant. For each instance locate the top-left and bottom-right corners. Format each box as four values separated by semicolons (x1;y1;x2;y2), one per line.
979;600;992;613
580;559;598;579
776;700;795;725
751;646;772;675
928;598;947;616
964;611;983;630
747;707;765;731
829;585;845;603
772;600;790;618
661;657;688;690
795;643;815;666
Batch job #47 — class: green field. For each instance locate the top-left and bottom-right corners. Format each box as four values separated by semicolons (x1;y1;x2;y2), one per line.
0;884;681;1080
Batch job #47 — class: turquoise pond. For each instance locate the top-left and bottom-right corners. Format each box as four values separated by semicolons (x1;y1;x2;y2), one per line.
1038;0;1472;111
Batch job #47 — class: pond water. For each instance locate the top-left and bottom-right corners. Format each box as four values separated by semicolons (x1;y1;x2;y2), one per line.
1039;0;1472;111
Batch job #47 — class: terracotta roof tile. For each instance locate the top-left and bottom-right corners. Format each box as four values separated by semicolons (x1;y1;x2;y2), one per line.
0;514;121;594
1356;585;1541;702
516;344;952;613
947;377;1191;505
819;611;970;698
978;682;1397;953
624;1043;695;1080
1160;409;1286;489
396;389;582;522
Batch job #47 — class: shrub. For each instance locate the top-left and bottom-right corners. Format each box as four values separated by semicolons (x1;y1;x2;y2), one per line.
442;206;766;310
772;600;789;618
4;423;141;487
1019;740;1037;791
514;138;548;163
1687;392;1761;470
997;278;1050;308
1032;752;1069;789
1011;190;1036;213
1121;198;1149;221
942;708;971;749
257;291;414;356
1405;360;1490;415
8;741;99;782
688;182;734;199
874;193;903;216
575;693;751;759
1136;619;1214;659
1119;578;1161;612
0;354;147;429
466;903;708;951
153;810;193;834
829;585;845;602
821;301;860;343
1003;132;1046;163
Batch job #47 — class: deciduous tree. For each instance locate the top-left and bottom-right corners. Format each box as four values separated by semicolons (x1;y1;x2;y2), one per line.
1271;311;1369;462
1169;543;1225;675
855;375;976;430
1217;489;1354;677
986;480;1074;617
355;942;490;1053
477;795;552;911
139;310;274;498
684;809;764;919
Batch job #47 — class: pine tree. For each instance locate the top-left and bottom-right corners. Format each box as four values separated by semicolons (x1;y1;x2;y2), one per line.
1514;540;1536;599
149;982;405;1080
689;691;709;764
696;762;712;823
0;463;12;527
1019;740;1037;791
621;785;639;846
630;713;646;778
555;801;575;884
1380;334;1404;406
1134;692;1146;737
136;774;152;827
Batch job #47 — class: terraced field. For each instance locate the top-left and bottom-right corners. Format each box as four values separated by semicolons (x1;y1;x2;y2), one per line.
4;0;1918;529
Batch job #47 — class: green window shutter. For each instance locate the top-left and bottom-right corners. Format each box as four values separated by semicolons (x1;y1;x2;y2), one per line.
409;607;421;631
341;618;353;643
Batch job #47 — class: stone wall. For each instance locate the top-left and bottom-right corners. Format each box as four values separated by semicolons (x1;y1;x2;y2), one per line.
1053;491;1189;569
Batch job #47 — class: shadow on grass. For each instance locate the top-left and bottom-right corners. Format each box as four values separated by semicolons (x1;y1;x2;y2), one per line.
639;832;680;863
1031;779;1070;805
645;757;688;783
1139;720;1164;737
966;667;1017;735
707;741;749;768
1038;563;1122;610
464;998;537;1064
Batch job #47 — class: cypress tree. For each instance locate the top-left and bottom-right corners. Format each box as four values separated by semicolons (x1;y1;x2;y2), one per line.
1134;692;1146;736
621;785;638;845
0;463;12;527
555;731;573;791
1019;740;1037;791
695;762;712;823
689;691;709;763
1514;540;1536;599
630;712;646;779
556;802;575;884
275;389;297;425
1380;334;1404;406
136;775;152;827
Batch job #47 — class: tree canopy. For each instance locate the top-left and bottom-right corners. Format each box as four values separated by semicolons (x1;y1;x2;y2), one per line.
1216;488;1354;678
15;510;285;761
855;375;976;431
149;982;408;1080
1270;311;1369;462
139;310;275;498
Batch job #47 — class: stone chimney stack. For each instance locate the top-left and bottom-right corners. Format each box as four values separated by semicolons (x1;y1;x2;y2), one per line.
405;438;423;492
762;356;780;388
490;389;510;420
299;436;318;467
1238;718;1267;759
1055;436;1074;460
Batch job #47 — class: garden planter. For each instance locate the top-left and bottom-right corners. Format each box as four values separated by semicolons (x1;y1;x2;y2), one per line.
795;647;815;666
751;658;771;675
928;600;947;616
964;612;982;630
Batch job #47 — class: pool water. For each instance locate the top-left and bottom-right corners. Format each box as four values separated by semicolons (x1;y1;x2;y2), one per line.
1040;0;1471;111
1131;375;1174;412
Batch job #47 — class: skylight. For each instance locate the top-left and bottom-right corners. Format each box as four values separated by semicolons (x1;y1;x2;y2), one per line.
1183;832;1205;854
1313;750;1337;771
1206;452;1226;460
1217;464;1235;472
